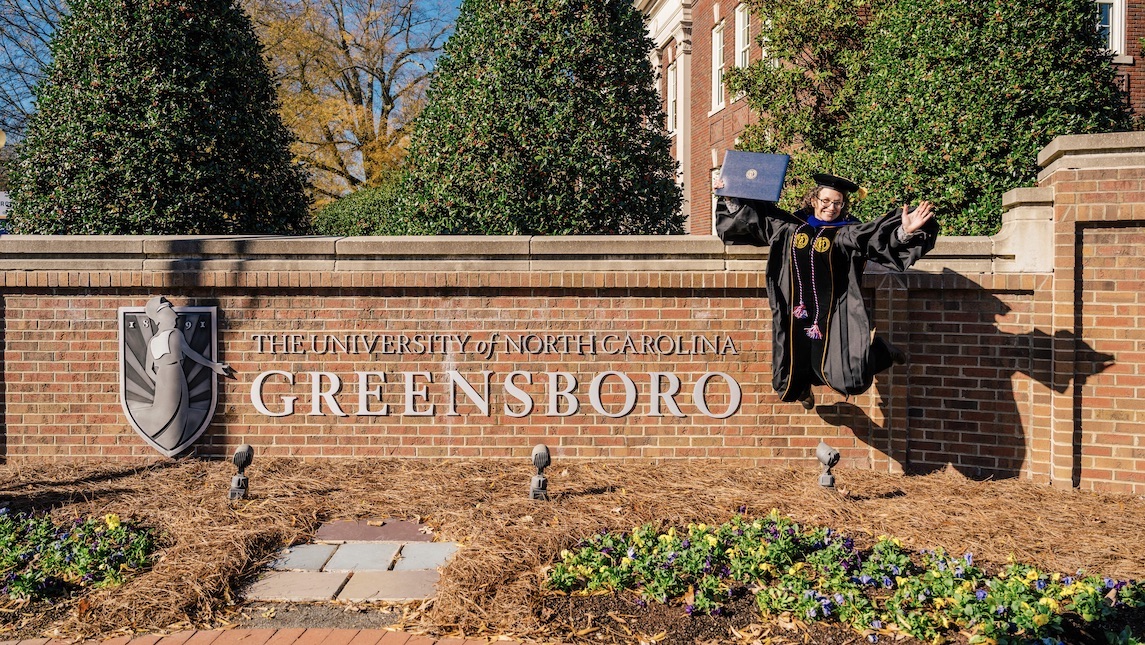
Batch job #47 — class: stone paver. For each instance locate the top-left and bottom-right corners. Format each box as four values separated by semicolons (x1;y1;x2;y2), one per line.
242;571;349;602
335;570;440;602
315;519;431;543
270;544;339;572
390;543;458;572
322;542;402;572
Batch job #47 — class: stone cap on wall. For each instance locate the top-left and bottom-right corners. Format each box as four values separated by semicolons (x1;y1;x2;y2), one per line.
1037;131;1145;181
0;230;1032;274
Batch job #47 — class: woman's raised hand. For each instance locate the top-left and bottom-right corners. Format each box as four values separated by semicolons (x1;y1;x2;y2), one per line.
902;201;935;235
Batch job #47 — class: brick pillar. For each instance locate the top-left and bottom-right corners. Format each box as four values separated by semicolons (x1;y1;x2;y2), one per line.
1038;132;1145;493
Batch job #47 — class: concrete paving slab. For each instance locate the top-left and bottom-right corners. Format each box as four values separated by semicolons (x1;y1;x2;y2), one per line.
242;571;349;602
391;543;459;571
270;544;338;571
315;519;432;543
323;542;402;572
335;571;440;602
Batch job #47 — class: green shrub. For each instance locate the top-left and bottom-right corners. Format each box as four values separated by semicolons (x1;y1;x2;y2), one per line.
312;179;415;236
401;0;683;235
728;0;1131;235
9;0;311;235
835;0;1131;235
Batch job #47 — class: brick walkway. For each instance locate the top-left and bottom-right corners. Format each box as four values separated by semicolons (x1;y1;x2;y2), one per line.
0;629;499;645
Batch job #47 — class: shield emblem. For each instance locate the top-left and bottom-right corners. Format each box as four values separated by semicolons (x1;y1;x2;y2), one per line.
119;303;220;457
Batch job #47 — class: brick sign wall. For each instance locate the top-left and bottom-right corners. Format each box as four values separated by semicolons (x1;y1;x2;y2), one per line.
2;133;1145;495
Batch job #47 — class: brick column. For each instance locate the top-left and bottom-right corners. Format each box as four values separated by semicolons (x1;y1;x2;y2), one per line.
1038;132;1145;493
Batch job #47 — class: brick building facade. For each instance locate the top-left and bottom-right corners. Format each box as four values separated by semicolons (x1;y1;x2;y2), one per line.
641;0;1145;234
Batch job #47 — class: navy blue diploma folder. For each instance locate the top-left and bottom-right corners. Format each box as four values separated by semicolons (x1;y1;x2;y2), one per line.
714;151;790;202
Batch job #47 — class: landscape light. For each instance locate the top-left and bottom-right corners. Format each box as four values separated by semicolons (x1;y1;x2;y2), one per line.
816;440;840;489
229;444;254;500
530;443;551;501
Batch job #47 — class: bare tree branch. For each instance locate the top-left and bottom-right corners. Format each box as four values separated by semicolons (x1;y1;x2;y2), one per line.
243;0;451;201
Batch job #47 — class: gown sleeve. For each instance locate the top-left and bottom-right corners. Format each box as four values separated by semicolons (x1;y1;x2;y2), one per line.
835;206;939;271
715;197;802;246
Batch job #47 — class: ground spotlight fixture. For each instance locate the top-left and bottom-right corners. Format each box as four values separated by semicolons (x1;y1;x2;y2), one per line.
229;444;254;500
816;440;840;489
530;443;551;501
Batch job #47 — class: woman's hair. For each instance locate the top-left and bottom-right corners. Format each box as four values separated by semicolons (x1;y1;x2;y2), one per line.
800;185;851;217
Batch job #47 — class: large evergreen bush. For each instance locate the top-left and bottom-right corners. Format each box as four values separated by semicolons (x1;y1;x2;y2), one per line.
9;0;311;235
836;0;1131;235
401;0;683;235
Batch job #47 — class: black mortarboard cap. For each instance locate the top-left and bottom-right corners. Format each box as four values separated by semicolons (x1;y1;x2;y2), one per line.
812;173;861;194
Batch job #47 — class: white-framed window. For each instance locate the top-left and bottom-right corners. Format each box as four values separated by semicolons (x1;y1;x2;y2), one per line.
735;4;751;68
1096;0;1126;57
666;59;678;134
711;21;726;111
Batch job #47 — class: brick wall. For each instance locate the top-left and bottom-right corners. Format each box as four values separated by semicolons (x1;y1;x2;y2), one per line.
3;133;1145;494
1122;1;1144;117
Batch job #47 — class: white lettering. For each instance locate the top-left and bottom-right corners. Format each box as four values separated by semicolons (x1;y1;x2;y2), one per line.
448;370;492;416
503;371;534;418
355;371;388;416
648;372;685;417
309;372;347;416
251;370;296;417
404;372;434;416
693;372;742;419
589;371;637;418
546;372;579;417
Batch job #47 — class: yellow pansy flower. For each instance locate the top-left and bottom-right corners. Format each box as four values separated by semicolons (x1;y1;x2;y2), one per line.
104;514;121;530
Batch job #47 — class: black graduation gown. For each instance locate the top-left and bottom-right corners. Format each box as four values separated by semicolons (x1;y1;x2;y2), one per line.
715;198;938;401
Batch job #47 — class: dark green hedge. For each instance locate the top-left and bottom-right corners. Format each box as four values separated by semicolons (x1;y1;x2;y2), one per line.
401;0;683;235
312;179;414;236
9;0;311;235
727;0;1131;235
836;0;1131;235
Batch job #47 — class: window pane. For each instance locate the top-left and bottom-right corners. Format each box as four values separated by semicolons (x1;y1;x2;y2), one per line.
1097;2;1113;49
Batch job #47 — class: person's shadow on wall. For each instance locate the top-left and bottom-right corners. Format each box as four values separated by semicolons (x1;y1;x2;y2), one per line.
816;271;1113;480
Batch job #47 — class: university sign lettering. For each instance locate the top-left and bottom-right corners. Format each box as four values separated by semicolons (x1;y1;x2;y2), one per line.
120;297;746;456
249;332;743;420
248;369;742;420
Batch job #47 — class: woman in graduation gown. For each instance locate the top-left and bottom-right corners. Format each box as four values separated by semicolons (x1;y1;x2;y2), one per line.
715;174;938;409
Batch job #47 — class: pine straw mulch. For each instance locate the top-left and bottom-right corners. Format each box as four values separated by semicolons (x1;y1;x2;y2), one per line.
1;458;1144;642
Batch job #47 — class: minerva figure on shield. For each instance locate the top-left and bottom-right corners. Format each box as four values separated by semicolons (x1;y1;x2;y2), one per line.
119;297;234;457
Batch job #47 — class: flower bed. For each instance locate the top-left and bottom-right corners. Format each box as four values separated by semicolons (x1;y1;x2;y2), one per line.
0;509;155;600
547;511;1145;644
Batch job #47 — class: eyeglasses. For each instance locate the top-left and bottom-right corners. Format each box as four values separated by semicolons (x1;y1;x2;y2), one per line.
816;197;845;208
